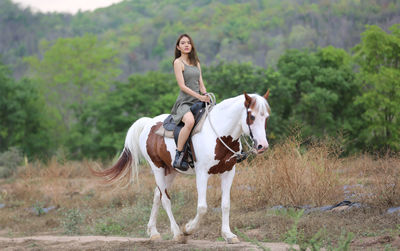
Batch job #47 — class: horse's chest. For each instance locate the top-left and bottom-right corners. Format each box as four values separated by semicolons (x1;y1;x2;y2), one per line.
208;136;239;174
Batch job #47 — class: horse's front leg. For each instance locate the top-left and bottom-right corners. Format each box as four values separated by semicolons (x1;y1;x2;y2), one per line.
183;170;209;235
220;167;240;244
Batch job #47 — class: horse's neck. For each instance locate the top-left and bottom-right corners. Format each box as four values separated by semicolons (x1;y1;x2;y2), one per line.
208;96;244;140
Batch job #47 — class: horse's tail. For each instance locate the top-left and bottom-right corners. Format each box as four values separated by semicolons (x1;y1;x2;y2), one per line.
92;117;152;185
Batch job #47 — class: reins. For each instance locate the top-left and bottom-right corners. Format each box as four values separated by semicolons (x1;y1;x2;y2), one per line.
205;93;256;163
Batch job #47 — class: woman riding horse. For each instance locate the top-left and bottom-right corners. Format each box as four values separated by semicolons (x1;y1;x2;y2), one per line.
170;34;210;170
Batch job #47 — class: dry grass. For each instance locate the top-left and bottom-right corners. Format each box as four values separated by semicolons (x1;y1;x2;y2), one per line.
231;138;343;209
343;153;400;208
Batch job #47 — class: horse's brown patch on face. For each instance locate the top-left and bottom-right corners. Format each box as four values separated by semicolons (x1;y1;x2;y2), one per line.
244;95;257;126
146;122;173;176
208;136;239;174
247;109;255;125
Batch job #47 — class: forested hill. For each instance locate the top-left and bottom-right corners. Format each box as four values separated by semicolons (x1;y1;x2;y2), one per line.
1;0;400;78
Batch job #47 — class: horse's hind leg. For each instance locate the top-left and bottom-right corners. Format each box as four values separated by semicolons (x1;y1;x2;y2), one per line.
147;186;162;240
148;167;183;241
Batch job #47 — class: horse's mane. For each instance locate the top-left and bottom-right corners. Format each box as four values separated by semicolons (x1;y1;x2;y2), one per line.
217;93;270;115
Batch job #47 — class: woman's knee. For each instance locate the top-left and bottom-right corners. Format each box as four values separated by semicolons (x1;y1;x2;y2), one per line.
183;112;195;128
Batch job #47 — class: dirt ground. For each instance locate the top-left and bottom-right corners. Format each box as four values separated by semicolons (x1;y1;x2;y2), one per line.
0;235;297;250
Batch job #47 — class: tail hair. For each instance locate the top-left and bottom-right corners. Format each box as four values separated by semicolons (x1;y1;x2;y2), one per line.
91;147;132;185
91;117;152;186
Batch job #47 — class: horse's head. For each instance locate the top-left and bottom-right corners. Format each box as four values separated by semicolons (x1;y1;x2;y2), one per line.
242;90;270;154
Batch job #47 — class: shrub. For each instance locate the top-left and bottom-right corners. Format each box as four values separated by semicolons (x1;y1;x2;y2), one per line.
0;147;23;178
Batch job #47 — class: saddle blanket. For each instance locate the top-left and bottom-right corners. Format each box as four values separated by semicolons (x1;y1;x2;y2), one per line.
155;105;211;138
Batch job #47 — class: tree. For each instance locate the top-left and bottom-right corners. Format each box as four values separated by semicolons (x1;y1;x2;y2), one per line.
69;71;177;159
0;58;53;158
203;62;272;101
353;24;400;151
275;47;358;140
26;34;121;128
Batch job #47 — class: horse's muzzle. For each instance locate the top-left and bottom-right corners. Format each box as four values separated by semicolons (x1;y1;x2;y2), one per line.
255;144;268;154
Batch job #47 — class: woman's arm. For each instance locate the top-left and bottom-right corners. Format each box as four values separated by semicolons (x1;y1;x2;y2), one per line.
174;60;208;102
198;62;207;95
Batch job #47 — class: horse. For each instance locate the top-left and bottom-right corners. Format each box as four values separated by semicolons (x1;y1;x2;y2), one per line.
94;90;271;244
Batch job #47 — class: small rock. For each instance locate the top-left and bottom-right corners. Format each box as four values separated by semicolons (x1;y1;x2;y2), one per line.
387;207;400;214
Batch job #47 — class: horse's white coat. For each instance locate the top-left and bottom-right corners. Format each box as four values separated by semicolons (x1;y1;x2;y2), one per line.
122;93;270;242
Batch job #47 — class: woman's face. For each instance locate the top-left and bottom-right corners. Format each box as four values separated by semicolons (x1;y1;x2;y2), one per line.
177;36;192;54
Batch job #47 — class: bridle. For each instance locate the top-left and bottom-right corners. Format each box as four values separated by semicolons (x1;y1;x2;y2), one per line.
205;93;257;163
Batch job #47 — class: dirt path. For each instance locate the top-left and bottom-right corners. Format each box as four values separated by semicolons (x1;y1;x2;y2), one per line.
0;235;297;250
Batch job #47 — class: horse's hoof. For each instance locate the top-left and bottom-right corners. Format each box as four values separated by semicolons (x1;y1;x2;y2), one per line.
182;225;191;236
172;234;187;244
226;237;240;244
149;234;162;241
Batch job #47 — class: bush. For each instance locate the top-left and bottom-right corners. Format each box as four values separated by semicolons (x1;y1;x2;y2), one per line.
62;208;84;235
0;147;23;178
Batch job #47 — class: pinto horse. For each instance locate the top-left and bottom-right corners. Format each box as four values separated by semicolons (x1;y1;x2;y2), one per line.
94;90;271;243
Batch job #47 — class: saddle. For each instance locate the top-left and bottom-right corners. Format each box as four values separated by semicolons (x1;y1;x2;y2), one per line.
155;101;210;168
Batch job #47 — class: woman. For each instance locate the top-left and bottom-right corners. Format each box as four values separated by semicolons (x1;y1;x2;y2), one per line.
171;34;210;171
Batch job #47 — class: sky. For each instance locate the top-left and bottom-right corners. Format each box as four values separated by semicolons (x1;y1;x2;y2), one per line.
12;0;125;14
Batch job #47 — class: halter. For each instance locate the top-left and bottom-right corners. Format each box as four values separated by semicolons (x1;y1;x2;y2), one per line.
205;93;257;163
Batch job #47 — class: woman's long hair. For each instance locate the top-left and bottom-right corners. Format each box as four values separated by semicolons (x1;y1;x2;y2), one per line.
173;34;200;66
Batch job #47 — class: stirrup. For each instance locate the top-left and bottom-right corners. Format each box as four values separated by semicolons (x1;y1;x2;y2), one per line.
173;150;189;171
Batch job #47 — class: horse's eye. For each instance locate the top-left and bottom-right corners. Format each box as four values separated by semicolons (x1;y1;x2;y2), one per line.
250;115;255;121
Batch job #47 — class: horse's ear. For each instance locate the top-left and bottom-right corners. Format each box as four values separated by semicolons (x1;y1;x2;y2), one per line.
244;92;252;107
263;89;270;100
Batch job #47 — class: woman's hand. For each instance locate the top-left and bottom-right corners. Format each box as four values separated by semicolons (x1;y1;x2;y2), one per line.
199;94;210;103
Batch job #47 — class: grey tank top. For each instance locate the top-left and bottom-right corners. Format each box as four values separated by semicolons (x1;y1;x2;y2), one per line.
170;59;201;124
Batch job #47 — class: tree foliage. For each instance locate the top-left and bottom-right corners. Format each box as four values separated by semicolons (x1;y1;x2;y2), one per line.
274;46;357;140
24;34;121;150
353;24;400;151
2;0;400;77
0;58;53;158
69;71;177;159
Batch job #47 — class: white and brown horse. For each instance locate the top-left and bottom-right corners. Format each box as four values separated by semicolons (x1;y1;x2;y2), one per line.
94;91;271;243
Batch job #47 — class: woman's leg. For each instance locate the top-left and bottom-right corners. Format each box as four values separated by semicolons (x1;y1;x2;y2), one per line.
173;111;195;170
177;111;195;151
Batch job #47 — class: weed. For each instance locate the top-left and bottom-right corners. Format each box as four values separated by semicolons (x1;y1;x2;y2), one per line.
384;244;396;251
333;231;354;251
162;233;172;240
33;201;45;216
283;209;304;246
304;230;354;251
305;228;326;251
62;208;84;235
95;219;123;235
234;227;270;251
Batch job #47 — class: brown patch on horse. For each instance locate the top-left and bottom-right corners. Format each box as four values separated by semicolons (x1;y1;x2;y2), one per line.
158;186;162;201
146;122;173;176
165;189;171;200
91;147;132;184
208;136;240;174
244;92;257;126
